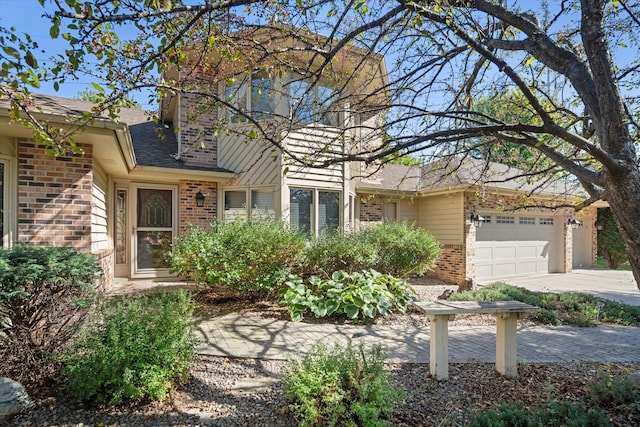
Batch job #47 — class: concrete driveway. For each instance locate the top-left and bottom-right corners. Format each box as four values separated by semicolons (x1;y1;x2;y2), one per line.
479;269;640;306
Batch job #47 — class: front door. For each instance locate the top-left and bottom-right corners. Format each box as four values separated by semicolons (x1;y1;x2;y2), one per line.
132;184;177;277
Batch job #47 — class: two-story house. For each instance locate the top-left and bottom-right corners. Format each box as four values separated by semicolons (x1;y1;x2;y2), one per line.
0;32;599;289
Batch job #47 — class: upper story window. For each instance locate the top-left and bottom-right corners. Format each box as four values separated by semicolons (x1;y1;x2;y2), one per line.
224;72;276;123
224;77;248;123
289;78;340;127
251;73;277;120
223;73;342;127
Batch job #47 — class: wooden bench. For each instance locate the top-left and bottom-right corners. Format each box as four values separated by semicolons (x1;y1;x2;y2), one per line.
413;300;538;380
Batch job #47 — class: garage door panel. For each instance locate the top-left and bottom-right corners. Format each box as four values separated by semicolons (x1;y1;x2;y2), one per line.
476;264;494;279
516;260;538;275
476;246;494;259
494;246;516;259
493;263;517;278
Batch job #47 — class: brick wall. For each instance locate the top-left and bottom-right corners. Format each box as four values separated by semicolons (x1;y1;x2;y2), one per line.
17;140;93;251
178;180;218;233
429;244;465;284
359;196;383;222
179;92;218;167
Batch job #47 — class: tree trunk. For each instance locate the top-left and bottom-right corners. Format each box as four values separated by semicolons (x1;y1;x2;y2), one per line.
605;170;640;290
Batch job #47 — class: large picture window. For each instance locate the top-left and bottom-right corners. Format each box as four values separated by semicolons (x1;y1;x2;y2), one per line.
290;188;341;235
290;188;313;234
318;191;340;234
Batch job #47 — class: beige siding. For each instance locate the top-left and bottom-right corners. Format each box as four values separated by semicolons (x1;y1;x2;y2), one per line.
284;128;344;189
91;164;109;252
418;193;463;244
397;198;419;224
218;131;280;187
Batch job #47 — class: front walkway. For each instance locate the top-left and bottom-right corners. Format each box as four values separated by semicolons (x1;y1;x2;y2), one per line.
194;313;640;364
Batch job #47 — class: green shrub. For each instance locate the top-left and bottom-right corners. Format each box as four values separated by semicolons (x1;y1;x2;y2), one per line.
587;370;640;407
600;300;640;326
0;245;101;385
301;231;378;278
449;283;558;310
529;309;560;325
358;221;441;277
283;343;403;427
468;400;611;427
168;218;307;298
280;270;416;322
299;222;441;279
64;291;196;404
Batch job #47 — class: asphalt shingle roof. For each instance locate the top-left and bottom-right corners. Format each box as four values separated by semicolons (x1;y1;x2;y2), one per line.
358;157;583;196
1;93;231;172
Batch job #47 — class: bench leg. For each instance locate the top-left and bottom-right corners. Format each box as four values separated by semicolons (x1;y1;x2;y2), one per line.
428;315;453;381
496;313;519;379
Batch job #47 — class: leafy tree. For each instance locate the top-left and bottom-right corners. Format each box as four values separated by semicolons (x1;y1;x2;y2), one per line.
2;1;640;289
76;88;141;109
469;91;559;171
597;208;628;270
384;152;423;166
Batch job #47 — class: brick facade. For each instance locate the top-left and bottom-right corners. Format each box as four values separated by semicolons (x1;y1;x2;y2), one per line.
178;92;219;167
428;244;465;284
358;189;595;285
359;196;383;222
17;141;93;251
178;180;218;232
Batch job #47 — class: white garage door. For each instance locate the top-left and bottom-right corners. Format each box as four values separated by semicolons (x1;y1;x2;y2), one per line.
476;214;556;281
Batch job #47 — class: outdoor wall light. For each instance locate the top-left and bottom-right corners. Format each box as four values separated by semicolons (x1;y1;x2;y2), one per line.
568;218;582;229
470;212;485;228
595;219;604;231
195;191;206;208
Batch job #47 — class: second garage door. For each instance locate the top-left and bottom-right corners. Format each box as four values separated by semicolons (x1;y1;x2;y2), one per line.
475;214;558;281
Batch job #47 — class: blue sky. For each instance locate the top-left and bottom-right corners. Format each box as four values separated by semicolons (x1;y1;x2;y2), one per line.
1;1;636;112
0;0;157;109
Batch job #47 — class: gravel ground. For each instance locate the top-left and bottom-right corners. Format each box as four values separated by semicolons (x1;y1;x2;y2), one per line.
7;279;640;426
10;357;640;426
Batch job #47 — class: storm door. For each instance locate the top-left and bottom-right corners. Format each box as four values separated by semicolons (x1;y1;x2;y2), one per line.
133;185;177;277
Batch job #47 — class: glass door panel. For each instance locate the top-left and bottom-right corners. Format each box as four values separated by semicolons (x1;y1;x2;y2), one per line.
134;187;174;274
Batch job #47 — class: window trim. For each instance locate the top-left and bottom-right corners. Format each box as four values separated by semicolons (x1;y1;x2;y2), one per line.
0;155;16;249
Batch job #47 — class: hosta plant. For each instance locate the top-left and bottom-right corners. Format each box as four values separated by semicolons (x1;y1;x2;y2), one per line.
280;269;416;322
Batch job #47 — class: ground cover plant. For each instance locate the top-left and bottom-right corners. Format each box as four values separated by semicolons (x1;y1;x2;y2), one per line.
63;291;196;404
467;368;639;426
168;218;307;298
283;343;403;427
467;400;612;426
449;283;640;326
280;270;416;322
0;245;101;388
